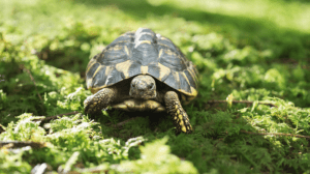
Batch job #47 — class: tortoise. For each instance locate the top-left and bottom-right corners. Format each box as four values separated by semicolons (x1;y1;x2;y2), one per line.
84;28;198;134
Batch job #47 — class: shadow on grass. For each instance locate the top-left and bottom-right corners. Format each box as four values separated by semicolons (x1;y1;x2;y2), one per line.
93;106;305;173
39;0;310;77
71;0;310;59
0;61;48;124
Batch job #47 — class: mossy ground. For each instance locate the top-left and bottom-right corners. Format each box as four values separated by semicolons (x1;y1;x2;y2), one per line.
1;0;310;173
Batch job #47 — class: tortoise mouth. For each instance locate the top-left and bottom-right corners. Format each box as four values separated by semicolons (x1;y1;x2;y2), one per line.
129;88;157;99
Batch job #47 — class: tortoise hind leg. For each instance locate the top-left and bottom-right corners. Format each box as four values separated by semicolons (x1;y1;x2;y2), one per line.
84;88;117;115
164;91;193;134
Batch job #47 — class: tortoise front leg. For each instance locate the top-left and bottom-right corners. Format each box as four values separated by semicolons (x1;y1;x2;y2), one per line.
84;88;117;115
164;91;193;134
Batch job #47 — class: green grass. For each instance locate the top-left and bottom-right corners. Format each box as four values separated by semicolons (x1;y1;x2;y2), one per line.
1;0;310;173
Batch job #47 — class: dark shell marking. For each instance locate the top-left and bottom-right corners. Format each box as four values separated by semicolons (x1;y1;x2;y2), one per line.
86;28;198;100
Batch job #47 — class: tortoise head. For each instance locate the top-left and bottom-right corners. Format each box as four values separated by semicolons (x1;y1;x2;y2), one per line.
129;75;156;100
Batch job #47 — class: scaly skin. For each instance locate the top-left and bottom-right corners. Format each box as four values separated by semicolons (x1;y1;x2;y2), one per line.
84;88;117;114
164;91;193;134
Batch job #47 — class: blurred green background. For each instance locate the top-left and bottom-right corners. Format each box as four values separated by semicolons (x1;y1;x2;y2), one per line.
1;0;310;173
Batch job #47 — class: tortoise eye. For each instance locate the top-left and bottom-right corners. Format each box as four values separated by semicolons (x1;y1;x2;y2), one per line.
131;84;136;88
149;83;154;89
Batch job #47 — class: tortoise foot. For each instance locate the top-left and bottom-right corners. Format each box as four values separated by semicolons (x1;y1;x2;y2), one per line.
164;91;193;134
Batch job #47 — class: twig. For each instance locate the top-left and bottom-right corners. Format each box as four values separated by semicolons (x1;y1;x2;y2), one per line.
34;111;80;124
108;117;140;128
75;166;110;174
0;124;5;134
24;68;43;101
0;141;47;149
0;74;4;82
240;130;310;139
206;100;278;108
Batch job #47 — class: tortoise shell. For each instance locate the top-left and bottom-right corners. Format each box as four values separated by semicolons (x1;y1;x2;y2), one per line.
85;28;198;102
